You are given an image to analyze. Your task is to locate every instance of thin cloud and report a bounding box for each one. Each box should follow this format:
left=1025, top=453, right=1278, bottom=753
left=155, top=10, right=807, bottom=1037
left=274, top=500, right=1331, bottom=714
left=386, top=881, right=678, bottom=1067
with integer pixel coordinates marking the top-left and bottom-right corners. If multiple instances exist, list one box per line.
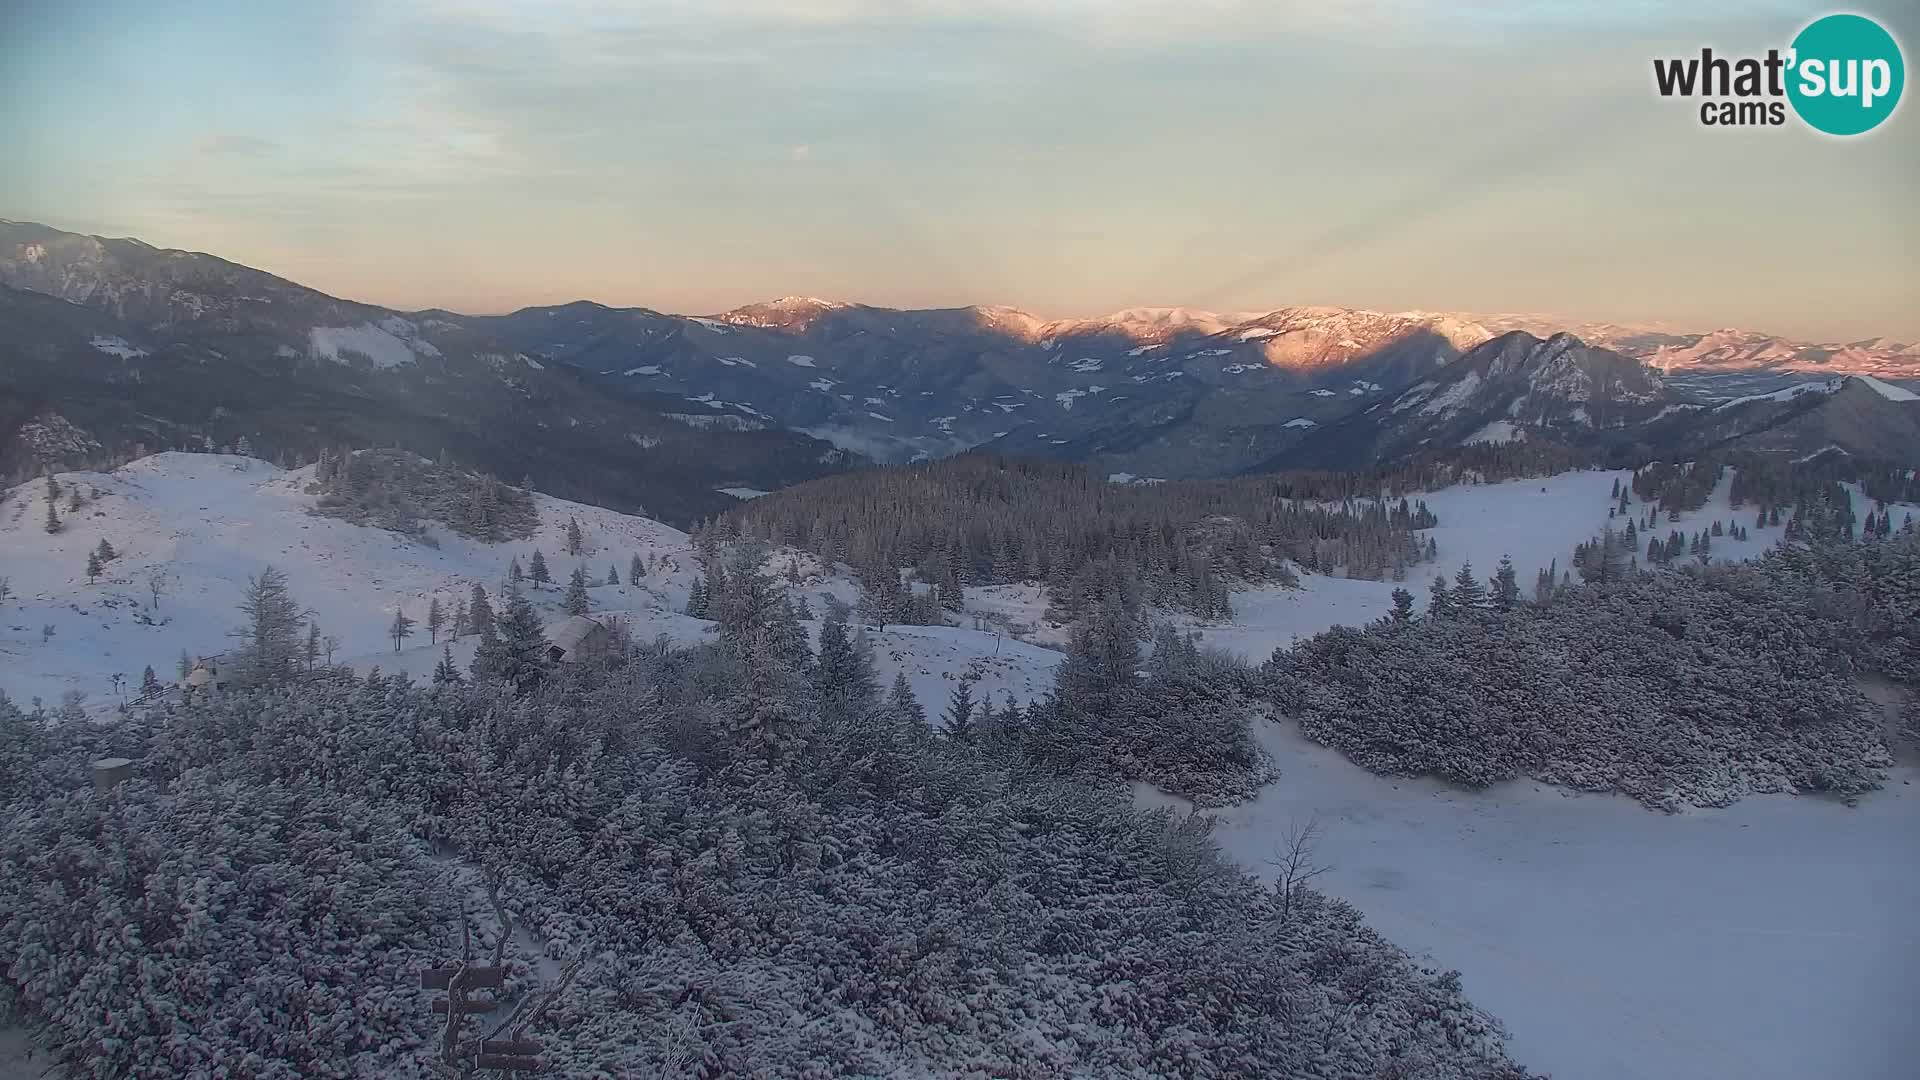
left=191, top=133, right=279, bottom=157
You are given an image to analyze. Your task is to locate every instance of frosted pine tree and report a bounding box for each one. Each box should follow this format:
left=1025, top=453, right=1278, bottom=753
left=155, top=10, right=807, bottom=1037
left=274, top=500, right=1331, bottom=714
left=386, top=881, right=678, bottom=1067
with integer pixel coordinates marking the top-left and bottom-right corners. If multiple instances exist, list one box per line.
left=234, top=566, right=305, bottom=685
left=1451, top=562, right=1488, bottom=610
left=432, top=644, right=462, bottom=685
left=1491, top=556, right=1520, bottom=611
left=565, top=567, right=591, bottom=616
left=886, top=672, right=926, bottom=727
left=469, top=584, right=496, bottom=641
left=942, top=681, right=976, bottom=742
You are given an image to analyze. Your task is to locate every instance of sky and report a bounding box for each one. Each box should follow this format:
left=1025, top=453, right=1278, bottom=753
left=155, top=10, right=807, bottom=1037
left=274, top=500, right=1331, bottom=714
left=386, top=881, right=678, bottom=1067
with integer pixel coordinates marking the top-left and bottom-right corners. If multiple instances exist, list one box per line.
left=1, top=0, right=1915, bottom=342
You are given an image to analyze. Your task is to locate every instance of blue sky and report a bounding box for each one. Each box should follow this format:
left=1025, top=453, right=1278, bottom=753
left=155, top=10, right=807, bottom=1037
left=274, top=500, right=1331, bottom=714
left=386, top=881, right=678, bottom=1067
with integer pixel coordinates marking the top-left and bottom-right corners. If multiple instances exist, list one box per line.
left=2, top=0, right=1914, bottom=340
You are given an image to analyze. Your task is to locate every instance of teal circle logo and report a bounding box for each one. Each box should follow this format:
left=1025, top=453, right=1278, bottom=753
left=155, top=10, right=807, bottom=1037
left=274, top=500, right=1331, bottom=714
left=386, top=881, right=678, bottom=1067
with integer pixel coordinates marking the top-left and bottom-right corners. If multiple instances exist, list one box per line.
left=1787, top=13, right=1904, bottom=135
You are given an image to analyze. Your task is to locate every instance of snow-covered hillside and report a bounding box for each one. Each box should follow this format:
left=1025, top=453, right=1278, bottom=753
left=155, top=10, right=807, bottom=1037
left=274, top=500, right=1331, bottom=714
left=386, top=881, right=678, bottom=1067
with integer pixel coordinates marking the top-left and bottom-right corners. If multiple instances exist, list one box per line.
left=0, top=453, right=1065, bottom=716
left=0, top=454, right=689, bottom=708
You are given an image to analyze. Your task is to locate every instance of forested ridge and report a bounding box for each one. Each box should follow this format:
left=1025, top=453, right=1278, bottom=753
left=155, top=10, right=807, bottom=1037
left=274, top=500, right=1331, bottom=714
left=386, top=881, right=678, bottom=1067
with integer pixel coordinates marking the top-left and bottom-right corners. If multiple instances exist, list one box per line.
left=718, top=456, right=1437, bottom=619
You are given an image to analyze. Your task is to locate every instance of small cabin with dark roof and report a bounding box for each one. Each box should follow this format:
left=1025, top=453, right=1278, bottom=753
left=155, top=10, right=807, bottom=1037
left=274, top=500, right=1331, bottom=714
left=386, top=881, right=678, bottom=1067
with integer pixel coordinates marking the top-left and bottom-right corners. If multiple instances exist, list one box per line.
left=545, top=615, right=609, bottom=663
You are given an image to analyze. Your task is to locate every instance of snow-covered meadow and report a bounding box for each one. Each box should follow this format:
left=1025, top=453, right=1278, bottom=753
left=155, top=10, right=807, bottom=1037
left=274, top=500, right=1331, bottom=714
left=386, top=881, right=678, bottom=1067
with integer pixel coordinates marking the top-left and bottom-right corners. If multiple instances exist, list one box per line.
left=1138, top=719, right=1920, bottom=1080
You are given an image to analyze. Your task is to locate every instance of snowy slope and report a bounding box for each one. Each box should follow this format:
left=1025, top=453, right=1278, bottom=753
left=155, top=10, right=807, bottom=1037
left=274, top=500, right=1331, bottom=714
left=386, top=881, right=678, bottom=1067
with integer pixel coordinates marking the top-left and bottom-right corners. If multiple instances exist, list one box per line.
left=862, top=623, right=1062, bottom=715
left=0, top=453, right=1063, bottom=719
left=0, top=454, right=692, bottom=708
left=1138, top=720, right=1920, bottom=1080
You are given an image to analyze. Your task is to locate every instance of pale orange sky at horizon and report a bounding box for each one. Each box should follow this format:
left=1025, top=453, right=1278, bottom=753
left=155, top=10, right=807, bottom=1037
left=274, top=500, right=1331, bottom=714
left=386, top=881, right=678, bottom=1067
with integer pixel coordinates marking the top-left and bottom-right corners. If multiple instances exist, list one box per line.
left=3, top=0, right=1915, bottom=342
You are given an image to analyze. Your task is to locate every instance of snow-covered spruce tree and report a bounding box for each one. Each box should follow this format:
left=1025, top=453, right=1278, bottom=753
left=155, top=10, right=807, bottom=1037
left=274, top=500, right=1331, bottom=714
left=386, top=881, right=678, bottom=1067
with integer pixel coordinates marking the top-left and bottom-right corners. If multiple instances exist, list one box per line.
left=468, top=583, right=496, bottom=642
left=426, top=597, right=444, bottom=644
left=812, top=604, right=877, bottom=724
left=885, top=671, right=925, bottom=727
left=390, top=606, right=416, bottom=652
left=432, top=644, right=462, bottom=686
left=565, top=566, right=591, bottom=616
left=529, top=548, right=550, bottom=586
left=940, top=680, right=976, bottom=742
left=1492, top=555, right=1521, bottom=611
left=565, top=516, right=584, bottom=556
left=1388, top=586, right=1416, bottom=624
left=1426, top=573, right=1455, bottom=618
left=488, top=585, right=551, bottom=693
left=233, top=565, right=305, bottom=686
left=1452, top=561, right=1488, bottom=611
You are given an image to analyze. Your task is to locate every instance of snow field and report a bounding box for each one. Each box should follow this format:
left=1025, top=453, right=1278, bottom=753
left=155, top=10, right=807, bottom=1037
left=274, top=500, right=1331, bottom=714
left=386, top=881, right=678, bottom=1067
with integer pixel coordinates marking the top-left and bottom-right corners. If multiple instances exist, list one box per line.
left=1138, top=719, right=1920, bottom=1080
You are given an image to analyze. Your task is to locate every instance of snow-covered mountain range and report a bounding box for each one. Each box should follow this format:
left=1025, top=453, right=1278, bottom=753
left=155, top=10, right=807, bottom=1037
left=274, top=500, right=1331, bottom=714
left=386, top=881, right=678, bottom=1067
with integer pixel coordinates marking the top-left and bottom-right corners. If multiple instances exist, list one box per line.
left=5, top=220, right=1918, bottom=505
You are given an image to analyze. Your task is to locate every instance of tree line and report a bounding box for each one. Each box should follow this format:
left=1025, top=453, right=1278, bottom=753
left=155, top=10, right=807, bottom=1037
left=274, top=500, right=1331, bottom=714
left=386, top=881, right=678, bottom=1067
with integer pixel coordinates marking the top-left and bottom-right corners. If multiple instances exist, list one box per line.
left=711, top=456, right=1436, bottom=619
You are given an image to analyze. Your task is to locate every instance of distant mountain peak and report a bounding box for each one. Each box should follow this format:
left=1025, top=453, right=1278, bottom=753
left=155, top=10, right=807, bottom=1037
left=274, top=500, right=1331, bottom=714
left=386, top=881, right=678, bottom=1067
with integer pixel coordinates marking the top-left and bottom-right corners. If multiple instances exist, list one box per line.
left=717, top=296, right=855, bottom=330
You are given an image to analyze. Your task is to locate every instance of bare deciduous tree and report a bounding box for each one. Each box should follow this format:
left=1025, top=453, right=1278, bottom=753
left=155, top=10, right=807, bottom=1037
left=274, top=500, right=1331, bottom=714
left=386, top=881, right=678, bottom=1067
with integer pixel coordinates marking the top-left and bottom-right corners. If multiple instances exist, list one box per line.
left=146, top=569, right=172, bottom=611
left=1266, top=814, right=1332, bottom=923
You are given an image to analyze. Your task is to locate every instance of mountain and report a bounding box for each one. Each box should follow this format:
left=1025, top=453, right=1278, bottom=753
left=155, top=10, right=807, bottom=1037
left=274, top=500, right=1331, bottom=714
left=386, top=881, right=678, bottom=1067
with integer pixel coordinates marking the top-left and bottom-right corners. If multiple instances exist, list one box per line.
left=5, top=219, right=1916, bottom=502
left=1473, top=314, right=1920, bottom=378
left=1278, top=331, right=1920, bottom=468
left=474, top=293, right=1918, bottom=477
left=0, top=221, right=856, bottom=523
left=1278, top=331, right=1678, bottom=466
left=1659, top=374, right=1920, bottom=461
left=478, top=299, right=1497, bottom=476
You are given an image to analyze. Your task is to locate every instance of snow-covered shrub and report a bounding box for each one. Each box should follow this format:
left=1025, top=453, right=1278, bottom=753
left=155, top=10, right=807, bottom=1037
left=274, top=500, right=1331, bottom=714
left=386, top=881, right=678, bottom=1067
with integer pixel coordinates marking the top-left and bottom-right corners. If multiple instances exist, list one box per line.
left=1, top=645, right=1530, bottom=1078
left=0, top=775, right=452, bottom=1078
left=1267, top=532, right=1915, bottom=809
